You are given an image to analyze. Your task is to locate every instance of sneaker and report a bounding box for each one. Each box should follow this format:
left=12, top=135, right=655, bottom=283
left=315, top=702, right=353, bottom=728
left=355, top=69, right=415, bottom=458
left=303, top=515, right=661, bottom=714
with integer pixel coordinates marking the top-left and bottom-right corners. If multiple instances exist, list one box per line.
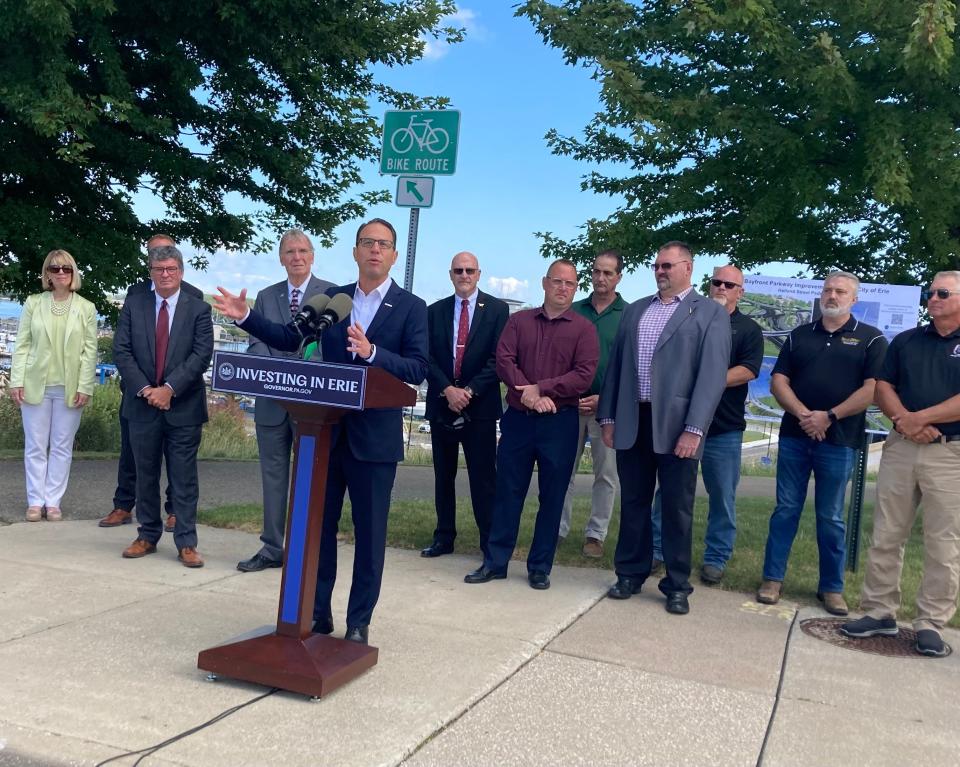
left=817, top=591, right=848, bottom=616
left=700, top=564, right=724, bottom=585
left=839, top=616, right=898, bottom=638
left=582, top=537, right=603, bottom=558
left=915, top=629, right=949, bottom=657
left=756, top=580, right=782, bottom=605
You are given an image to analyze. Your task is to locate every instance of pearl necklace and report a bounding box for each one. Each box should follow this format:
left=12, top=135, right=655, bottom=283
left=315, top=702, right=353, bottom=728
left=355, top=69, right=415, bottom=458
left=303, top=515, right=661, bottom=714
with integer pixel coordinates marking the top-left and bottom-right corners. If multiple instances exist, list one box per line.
left=51, top=297, right=72, bottom=316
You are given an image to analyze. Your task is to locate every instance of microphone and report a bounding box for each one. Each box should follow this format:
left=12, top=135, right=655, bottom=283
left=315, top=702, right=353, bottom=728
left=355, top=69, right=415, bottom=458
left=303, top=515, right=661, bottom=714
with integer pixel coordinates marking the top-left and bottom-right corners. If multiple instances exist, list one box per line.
left=291, top=294, right=330, bottom=336
left=314, top=293, right=353, bottom=332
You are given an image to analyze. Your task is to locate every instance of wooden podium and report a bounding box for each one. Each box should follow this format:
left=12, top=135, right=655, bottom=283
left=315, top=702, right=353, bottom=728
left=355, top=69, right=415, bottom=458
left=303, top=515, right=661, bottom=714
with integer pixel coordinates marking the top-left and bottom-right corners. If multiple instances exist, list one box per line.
left=198, top=361, right=415, bottom=698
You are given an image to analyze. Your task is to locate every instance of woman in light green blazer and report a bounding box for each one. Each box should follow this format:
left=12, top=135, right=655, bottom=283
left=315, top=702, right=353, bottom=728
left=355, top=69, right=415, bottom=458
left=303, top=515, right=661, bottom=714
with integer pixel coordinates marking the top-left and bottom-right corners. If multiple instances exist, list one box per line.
left=9, top=249, right=98, bottom=521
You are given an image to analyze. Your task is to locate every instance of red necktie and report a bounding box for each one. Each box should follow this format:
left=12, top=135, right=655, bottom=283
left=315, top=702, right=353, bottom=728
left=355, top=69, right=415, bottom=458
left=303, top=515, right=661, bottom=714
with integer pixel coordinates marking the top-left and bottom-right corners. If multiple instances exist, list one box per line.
left=290, top=287, right=300, bottom=318
left=454, top=298, right=469, bottom=380
left=155, top=299, right=169, bottom=385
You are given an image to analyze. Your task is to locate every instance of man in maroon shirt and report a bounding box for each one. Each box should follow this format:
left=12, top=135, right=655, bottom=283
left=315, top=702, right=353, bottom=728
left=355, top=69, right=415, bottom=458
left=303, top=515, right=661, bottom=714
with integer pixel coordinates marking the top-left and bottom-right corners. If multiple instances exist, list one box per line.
left=464, top=259, right=599, bottom=590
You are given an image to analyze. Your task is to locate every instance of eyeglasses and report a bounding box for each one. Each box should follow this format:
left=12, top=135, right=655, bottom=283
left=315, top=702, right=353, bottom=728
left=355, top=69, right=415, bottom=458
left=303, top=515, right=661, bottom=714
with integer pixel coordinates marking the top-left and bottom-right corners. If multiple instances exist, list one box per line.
left=452, top=268, right=477, bottom=275
left=652, top=260, right=690, bottom=272
left=150, top=266, right=181, bottom=275
left=923, top=288, right=960, bottom=300
left=547, top=277, right=577, bottom=290
left=47, top=265, right=74, bottom=274
left=710, top=278, right=741, bottom=289
left=357, top=237, right=395, bottom=250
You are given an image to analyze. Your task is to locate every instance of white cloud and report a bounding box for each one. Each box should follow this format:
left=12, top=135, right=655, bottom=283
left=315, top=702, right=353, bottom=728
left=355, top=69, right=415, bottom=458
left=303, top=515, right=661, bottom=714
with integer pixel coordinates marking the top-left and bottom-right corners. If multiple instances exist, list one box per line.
left=422, top=8, right=482, bottom=61
left=486, top=276, right=528, bottom=299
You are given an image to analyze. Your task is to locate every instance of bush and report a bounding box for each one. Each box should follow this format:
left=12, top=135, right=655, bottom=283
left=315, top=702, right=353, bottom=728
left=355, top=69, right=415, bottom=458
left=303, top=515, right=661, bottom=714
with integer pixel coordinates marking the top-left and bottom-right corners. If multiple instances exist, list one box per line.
left=75, top=379, right=122, bottom=452
left=199, top=398, right=259, bottom=459
left=0, top=396, right=25, bottom=450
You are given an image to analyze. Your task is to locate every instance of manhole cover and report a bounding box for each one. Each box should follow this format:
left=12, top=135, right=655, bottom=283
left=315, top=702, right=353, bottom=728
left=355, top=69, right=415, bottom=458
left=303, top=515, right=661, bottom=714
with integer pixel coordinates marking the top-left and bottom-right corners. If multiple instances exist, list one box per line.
left=799, top=617, right=953, bottom=658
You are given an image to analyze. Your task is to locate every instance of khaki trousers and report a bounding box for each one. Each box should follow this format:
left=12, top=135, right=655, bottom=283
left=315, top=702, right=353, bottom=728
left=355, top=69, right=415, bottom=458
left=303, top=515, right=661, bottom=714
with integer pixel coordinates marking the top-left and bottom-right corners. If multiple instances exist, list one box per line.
left=861, top=431, right=960, bottom=632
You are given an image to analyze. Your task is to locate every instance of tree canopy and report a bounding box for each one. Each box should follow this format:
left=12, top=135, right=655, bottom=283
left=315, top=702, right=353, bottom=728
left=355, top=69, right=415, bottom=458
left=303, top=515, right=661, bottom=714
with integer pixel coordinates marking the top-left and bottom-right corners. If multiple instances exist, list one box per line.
left=0, top=0, right=460, bottom=312
left=518, top=0, right=960, bottom=285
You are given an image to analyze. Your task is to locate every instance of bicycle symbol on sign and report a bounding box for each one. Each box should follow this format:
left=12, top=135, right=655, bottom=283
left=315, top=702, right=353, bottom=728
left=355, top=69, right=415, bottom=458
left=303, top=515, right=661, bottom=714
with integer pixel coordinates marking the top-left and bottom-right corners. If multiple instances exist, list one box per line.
left=390, top=116, right=451, bottom=155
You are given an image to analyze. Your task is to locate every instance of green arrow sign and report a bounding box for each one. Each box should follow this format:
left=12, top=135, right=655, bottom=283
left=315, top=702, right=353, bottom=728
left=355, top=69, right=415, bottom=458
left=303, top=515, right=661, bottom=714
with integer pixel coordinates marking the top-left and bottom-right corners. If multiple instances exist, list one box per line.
left=406, top=180, right=424, bottom=203
left=381, top=110, right=460, bottom=176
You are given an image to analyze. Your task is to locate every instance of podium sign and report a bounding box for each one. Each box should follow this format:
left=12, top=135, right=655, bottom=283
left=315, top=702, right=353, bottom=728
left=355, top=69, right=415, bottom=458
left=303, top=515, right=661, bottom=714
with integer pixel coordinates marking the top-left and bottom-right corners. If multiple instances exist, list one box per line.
left=212, top=351, right=366, bottom=409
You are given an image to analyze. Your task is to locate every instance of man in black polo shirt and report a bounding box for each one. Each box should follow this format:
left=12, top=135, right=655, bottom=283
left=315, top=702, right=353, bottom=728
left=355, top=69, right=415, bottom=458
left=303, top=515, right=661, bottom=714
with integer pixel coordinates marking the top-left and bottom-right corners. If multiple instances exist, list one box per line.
left=757, top=272, right=887, bottom=615
left=841, top=270, right=960, bottom=657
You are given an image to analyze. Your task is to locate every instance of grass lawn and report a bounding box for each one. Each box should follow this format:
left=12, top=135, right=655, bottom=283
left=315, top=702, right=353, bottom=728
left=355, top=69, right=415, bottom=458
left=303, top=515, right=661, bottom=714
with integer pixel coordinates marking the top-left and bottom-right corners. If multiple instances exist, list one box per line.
left=199, top=493, right=954, bottom=628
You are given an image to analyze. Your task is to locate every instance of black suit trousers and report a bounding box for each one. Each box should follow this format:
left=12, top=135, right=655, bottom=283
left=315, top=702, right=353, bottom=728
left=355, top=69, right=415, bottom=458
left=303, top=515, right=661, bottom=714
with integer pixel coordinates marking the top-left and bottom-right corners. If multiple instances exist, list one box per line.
left=129, top=418, right=202, bottom=549
left=614, top=404, right=698, bottom=595
left=114, top=410, right=173, bottom=515
left=429, top=418, right=497, bottom=557
left=313, top=430, right=397, bottom=628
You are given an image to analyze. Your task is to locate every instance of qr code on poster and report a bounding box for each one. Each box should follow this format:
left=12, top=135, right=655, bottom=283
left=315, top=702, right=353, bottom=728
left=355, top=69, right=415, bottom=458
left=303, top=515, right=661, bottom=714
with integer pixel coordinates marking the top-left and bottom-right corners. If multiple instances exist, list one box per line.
left=890, top=313, right=903, bottom=325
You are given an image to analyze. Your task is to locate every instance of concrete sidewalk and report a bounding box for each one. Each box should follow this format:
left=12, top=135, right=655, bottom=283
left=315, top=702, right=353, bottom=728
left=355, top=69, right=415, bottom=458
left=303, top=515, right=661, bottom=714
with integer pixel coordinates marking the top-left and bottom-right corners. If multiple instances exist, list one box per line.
left=2, top=521, right=958, bottom=766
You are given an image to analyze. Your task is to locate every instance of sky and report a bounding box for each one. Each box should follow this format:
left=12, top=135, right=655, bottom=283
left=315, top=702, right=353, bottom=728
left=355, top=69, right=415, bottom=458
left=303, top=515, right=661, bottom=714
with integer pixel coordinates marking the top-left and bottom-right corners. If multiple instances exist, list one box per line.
left=171, top=3, right=797, bottom=307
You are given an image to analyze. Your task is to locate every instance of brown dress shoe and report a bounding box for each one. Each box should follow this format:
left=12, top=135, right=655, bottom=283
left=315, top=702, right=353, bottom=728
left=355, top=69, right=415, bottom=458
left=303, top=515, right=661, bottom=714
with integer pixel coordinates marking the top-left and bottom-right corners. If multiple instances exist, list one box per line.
left=582, top=537, right=604, bottom=558
left=165, top=515, right=177, bottom=533
left=756, top=580, right=782, bottom=604
left=100, top=508, right=133, bottom=527
left=123, top=539, right=157, bottom=558
left=178, top=547, right=204, bottom=568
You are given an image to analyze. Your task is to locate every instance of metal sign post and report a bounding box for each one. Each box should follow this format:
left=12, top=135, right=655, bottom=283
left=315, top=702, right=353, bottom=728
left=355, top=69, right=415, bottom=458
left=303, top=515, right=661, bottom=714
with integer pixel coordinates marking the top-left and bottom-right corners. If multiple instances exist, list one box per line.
left=403, top=207, right=420, bottom=293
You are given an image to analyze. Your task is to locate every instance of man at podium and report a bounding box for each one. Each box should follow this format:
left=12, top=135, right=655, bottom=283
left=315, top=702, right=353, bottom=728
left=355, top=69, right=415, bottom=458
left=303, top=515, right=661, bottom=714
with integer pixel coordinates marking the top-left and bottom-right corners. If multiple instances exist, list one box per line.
left=215, top=218, right=428, bottom=645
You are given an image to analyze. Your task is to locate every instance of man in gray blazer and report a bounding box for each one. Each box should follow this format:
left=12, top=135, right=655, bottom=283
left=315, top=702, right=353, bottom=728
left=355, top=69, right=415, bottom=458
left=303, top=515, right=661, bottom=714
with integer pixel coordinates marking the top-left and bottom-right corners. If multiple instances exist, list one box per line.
left=598, top=241, right=730, bottom=614
left=236, top=230, right=334, bottom=572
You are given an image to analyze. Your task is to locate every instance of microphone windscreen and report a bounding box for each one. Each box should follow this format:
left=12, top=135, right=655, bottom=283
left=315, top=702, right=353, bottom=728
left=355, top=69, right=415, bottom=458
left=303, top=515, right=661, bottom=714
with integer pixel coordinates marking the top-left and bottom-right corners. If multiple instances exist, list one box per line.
left=303, top=293, right=330, bottom=314
left=326, top=293, right=353, bottom=322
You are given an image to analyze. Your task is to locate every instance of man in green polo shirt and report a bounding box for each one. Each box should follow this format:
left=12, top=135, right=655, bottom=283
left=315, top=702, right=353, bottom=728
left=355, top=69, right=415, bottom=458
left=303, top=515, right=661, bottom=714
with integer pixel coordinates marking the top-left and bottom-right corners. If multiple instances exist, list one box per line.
left=559, top=249, right=627, bottom=558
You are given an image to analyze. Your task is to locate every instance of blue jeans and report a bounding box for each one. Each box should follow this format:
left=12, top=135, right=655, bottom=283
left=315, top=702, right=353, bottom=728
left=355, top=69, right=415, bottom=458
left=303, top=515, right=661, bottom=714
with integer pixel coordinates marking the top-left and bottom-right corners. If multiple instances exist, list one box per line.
left=651, top=430, right=743, bottom=568
left=762, top=436, right=855, bottom=592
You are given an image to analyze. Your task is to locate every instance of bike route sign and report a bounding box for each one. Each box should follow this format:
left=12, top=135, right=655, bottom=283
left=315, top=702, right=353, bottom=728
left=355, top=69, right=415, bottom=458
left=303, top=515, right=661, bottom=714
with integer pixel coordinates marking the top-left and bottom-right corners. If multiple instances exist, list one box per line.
left=380, top=110, right=460, bottom=176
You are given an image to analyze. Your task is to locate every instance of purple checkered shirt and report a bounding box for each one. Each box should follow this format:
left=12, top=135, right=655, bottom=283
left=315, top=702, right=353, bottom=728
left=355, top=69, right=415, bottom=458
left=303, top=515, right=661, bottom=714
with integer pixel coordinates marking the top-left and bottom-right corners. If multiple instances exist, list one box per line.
left=636, top=287, right=692, bottom=400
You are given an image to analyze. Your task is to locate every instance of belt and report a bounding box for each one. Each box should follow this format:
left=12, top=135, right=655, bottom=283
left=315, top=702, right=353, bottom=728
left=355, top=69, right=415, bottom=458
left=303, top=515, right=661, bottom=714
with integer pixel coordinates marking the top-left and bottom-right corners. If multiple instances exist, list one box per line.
left=930, top=434, right=960, bottom=443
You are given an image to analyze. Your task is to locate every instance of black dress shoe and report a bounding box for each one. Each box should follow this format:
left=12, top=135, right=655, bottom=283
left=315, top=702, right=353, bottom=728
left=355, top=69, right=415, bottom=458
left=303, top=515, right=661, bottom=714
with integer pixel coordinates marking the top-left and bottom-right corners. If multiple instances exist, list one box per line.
left=420, top=542, right=455, bottom=558
left=528, top=571, right=550, bottom=590
left=607, top=576, right=643, bottom=600
left=665, top=592, right=690, bottom=615
left=312, top=616, right=334, bottom=635
left=464, top=565, right=507, bottom=584
left=236, top=553, right=282, bottom=573
left=344, top=625, right=369, bottom=644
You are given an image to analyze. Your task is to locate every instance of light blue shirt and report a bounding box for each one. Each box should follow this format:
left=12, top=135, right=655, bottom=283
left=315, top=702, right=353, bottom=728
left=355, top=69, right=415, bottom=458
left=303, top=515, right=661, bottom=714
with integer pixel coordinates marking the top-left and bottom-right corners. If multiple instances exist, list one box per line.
left=351, top=277, right=393, bottom=362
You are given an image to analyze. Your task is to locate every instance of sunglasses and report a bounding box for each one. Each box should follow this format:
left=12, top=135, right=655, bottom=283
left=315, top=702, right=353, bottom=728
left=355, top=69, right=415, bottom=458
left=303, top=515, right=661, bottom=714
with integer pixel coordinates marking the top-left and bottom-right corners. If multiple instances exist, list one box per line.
left=652, top=260, right=690, bottom=272
left=47, top=265, right=74, bottom=274
left=452, top=268, right=477, bottom=275
left=710, top=278, right=740, bottom=289
left=923, top=288, right=960, bottom=301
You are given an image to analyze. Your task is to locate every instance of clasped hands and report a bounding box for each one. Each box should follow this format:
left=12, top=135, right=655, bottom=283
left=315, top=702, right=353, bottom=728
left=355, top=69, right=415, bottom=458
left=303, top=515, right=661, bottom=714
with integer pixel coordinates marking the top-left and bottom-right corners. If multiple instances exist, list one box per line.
left=444, top=385, right=472, bottom=413
left=515, top=383, right=556, bottom=413
left=892, top=411, right=941, bottom=444
left=142, top=386, right=173, bottom=411
left=797, top=409, right=831, bottom=441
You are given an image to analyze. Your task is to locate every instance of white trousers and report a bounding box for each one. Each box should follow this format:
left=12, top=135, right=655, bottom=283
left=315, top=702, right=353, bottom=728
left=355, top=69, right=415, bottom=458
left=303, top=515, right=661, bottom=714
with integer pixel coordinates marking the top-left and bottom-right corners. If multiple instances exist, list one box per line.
left=20, top=386, right=84, bottom=508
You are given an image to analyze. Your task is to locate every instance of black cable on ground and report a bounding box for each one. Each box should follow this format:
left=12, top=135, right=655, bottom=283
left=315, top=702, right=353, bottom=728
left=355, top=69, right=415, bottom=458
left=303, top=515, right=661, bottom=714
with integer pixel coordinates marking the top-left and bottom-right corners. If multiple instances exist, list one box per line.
left=94, top=687, right=279, bottom=767
left=756, top=609, right=799, bottom=767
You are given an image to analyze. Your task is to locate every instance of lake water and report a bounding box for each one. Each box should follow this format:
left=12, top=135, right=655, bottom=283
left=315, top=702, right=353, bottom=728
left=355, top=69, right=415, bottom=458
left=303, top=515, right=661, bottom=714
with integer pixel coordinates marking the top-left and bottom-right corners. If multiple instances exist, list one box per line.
left=0, top=299, right=22, bottom=320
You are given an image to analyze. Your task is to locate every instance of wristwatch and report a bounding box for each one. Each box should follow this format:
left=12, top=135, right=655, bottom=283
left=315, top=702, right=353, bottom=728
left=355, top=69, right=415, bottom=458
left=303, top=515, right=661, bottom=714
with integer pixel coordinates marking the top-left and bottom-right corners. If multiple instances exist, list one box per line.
left=827, top=409, right=838, bottom=424
left=464, top=386, right=474, bottom=397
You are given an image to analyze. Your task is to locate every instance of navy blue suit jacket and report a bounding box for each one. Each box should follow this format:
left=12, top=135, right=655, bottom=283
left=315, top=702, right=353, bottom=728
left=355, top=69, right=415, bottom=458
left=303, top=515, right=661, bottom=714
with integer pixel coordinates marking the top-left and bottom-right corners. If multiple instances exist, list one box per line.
left=240, top=279, right=428, bottom=463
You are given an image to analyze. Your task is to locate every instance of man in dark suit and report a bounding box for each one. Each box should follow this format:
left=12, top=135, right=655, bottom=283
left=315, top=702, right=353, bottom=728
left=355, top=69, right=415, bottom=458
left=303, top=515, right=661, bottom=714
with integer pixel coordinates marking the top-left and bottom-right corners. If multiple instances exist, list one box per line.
left=99, top=234, right=203, bottom=531
left=114, top=245, right=214, bottom=567
left=214, top=218, right=428, bottom=645
left=421, top=252, right=508, bottom=560
left=599, top=241, right=730, bottom=615
left=236, top=230, right=334, bottom=573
